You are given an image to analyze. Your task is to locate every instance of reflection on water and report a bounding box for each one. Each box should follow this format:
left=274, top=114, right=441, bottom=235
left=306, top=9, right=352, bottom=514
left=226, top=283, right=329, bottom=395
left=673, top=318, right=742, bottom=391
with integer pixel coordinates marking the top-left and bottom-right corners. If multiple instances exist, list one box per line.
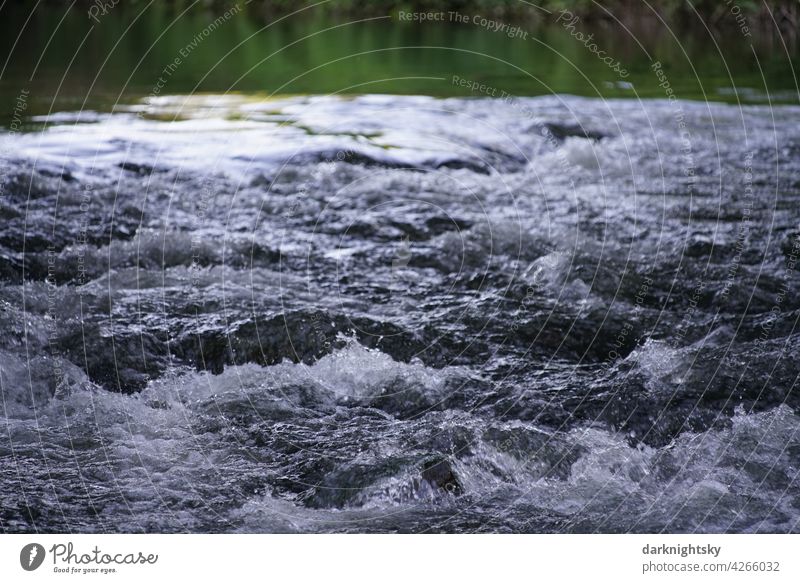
left=0, top=1, right=797, bottom=125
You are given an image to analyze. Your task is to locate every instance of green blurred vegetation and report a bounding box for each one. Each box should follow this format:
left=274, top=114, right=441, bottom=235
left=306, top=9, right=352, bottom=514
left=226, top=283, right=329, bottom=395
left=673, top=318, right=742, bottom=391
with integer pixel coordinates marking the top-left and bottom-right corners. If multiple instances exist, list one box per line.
left=199, top=0, right=793, bottom=22
left=1, top=0, right=796, bottom=125
left=52, top=0, right=799, bottom=21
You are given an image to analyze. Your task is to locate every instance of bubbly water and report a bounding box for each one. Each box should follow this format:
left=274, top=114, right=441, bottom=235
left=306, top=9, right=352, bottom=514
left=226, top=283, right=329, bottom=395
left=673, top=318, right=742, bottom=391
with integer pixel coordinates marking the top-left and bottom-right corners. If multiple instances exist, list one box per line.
left=1, top=94, right=799, bottom=532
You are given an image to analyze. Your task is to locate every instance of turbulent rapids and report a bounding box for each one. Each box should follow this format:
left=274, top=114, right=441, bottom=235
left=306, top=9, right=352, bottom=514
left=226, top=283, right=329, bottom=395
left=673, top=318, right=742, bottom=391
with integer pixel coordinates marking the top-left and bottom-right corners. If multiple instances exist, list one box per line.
left=1, top=94, right=799, bottom=533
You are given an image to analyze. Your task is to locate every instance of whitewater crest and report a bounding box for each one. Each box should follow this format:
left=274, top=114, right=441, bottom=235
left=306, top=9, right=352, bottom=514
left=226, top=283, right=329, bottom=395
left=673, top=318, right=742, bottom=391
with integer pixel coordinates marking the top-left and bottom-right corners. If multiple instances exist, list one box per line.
left=2, top=94, right=799, bottom=533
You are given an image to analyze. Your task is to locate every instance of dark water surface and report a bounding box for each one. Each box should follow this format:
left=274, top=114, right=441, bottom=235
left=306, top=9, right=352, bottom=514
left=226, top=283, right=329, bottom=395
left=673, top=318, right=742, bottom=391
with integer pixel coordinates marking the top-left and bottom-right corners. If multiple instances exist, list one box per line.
left=1, top=3, right=799, bottom=533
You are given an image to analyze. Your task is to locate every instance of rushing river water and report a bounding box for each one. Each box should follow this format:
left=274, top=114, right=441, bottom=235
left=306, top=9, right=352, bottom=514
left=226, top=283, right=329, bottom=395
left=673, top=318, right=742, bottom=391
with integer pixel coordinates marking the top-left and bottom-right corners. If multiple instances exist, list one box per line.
left=1, top=4, right=800, bottom=534
left=2, top=93, right=799, bottom=533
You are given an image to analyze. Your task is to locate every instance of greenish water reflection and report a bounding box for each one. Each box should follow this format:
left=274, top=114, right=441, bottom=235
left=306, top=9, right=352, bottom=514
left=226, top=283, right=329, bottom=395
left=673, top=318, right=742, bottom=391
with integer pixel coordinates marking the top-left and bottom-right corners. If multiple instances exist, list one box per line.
left=0, top=1, right=797, bottom=124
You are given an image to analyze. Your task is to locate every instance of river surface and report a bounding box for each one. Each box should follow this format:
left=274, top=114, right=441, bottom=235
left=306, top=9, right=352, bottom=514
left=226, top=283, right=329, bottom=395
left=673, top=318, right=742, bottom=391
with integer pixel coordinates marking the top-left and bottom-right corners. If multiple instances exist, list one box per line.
left=1, top=4, right=800, bottom=534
